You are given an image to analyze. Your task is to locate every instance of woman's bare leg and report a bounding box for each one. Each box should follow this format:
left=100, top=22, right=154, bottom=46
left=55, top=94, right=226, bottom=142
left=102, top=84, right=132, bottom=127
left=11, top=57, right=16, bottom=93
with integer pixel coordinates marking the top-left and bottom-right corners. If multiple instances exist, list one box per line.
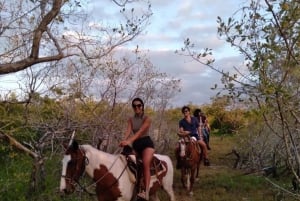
left=142, top=147, right=155, bottom=199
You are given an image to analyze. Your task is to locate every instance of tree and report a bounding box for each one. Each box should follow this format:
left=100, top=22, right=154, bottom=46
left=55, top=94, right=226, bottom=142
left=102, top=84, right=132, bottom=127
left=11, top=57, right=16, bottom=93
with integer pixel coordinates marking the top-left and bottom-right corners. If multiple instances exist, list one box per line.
left=0, top=0, right=151, bottom=74
left=0, top=0, right=153, bottom=195
left=179, top=0, right=300, bottom=193
left=206, top=96, right=247, bottom=135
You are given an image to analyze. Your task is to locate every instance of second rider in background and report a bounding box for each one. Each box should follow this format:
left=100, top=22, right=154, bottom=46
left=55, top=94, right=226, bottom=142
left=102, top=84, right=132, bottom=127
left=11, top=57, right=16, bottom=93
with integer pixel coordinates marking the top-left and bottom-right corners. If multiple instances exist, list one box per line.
left=177, top=106, right=210, bottom=167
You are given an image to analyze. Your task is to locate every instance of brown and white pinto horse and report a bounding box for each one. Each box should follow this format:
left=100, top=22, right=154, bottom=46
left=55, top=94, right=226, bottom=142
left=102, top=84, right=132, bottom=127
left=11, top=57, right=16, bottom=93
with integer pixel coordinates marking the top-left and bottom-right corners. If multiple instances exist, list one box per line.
left=60, top=139, right=175, bottom=201
left=178, top=136, right=201, bottom=196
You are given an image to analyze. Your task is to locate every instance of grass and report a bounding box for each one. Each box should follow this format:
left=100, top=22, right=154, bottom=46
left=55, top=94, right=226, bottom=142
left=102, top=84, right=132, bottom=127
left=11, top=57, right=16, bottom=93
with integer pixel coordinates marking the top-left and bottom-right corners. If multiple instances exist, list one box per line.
left=1, top=134, right=298, bottom=201
left=170, top=134, right=297, bottom=201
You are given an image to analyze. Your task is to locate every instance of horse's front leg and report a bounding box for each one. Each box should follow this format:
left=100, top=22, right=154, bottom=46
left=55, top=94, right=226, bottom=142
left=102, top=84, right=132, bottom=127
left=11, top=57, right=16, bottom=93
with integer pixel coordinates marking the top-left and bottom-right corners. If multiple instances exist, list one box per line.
left=188, top=168, right=196, bottom=196
left=180, top=168, right=187, bottom=189
left=196, top=160, right=200, bottom=179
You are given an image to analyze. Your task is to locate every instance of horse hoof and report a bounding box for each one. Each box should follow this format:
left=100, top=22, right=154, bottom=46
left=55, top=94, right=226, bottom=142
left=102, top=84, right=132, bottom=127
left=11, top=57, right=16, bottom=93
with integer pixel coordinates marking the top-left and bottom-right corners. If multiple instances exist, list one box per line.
left=189, top=191, right=193, bottom=196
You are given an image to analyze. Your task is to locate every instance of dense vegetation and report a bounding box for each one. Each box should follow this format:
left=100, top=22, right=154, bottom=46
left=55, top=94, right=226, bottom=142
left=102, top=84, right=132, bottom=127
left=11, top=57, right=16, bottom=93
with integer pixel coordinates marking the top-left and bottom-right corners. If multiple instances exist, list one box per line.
left=0, top=96, right=299, bottom=200
left=1, top=0, right=300, bottom=200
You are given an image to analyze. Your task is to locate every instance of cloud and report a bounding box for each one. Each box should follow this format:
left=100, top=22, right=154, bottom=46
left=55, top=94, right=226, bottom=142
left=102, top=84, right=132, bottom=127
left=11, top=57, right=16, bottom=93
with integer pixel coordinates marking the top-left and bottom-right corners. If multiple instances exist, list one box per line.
left=120, top=1, right=249, bottom=107
left=147, top=48, right=244, bottom=107
left=1, top=0, right=248, bottom=108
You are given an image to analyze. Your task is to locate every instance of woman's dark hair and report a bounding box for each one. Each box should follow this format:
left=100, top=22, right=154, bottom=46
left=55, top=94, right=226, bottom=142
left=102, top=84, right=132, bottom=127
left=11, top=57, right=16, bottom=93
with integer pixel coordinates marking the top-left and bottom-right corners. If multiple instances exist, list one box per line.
left=181, top=105, right=190, bottom=113
left=132, top=97, right=144, bottom=111
left=193, top=108, right=202, bottom=117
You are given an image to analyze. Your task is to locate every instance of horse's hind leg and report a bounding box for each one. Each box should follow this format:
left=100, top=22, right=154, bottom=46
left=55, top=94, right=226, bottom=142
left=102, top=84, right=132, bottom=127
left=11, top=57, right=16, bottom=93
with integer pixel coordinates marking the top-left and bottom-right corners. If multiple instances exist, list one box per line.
left=162, top=187, right=175, bottom=201
left=161, top=175, right=176, bottom=201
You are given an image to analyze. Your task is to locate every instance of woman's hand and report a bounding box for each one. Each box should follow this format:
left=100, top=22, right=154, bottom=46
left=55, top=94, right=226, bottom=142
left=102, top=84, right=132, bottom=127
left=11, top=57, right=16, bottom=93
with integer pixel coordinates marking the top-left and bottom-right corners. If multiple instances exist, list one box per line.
left=119, top=140, right=130, bottom=147
left=177, top=131, right=190, bottom=137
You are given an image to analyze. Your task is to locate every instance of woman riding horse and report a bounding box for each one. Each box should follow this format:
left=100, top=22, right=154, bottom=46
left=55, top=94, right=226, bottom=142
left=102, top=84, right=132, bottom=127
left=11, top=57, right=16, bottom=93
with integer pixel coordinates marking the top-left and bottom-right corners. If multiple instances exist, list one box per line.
left=60, top=137, right=176, bottom=201
left=119, top=97, right=155, bottom=200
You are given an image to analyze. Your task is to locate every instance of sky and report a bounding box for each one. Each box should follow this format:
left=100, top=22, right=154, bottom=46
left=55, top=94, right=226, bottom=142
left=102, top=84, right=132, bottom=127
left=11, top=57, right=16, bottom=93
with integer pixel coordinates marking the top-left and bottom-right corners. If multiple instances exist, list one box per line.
left=97, top=0, right=248, bottom=107
left=0, top=0, right=249, bottom=108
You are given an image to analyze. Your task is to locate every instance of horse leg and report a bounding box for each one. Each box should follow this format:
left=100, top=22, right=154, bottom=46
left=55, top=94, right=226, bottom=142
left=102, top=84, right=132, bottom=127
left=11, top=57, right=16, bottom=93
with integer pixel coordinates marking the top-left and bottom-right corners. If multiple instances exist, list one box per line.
left=196, top=161, right=199, bottom=178
left=181, top=168, right=187, bottom=189
left=161, top=177, right=176, bottom=201
left=164, top=189, right=176, bottom=201
left=196, top=152, right=201, bottom=178
left=186, top=170, right=191, bottom=192
left=189, top=168, right=196, bottom=196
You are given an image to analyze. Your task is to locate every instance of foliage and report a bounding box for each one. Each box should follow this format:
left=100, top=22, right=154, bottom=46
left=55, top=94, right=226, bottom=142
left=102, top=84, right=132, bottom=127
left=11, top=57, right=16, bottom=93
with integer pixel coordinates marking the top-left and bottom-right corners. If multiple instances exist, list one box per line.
left=1, top=134, right=294, bottom=201
left=205, top=96, right=248, bottom=135
left=0, top=0, right=180, bottom=195
left=178, top=0, right=300, bottom=195
left=0, top=153, right=31, bottom=201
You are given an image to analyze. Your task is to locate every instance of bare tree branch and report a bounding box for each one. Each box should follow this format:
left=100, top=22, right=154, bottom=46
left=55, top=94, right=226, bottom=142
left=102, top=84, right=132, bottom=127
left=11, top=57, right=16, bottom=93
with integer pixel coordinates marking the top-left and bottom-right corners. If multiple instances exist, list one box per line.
left=0, top=131, right=39, bottom=158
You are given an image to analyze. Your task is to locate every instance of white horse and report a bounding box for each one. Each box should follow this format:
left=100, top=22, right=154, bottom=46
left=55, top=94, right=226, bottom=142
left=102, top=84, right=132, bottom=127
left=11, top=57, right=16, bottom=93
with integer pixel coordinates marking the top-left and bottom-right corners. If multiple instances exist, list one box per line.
left=60, top=139, right=176, bottom=201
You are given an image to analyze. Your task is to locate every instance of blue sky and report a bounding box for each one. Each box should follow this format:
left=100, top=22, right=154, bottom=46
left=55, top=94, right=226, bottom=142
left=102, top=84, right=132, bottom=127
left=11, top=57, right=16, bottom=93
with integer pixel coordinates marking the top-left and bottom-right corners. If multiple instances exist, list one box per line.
left=107, top=0, right=247, bottom=107
left=0, top=0, right=248, bottom=107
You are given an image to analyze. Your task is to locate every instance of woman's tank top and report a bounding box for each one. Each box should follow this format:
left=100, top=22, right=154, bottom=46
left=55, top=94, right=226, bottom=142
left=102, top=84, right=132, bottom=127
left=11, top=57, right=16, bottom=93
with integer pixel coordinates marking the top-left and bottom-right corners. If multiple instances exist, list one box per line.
left=131, top=115, right=149, bottom=138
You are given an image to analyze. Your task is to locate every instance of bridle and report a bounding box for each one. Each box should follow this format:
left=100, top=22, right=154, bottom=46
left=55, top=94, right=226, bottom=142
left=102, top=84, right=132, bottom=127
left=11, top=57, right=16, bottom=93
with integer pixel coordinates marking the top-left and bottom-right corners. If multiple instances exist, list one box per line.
left=180, top=137, right=194, bottom=161
left=62, top=146, right=129, bottom=196
left=61, top=147, right=95, bottom=195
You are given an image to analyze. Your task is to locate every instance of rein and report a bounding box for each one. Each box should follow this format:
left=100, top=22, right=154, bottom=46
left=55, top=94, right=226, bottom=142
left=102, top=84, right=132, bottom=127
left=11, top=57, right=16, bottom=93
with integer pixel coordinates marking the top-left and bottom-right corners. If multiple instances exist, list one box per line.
left=70, top=147, right=129, bottom=196
left=181, top=138, right=198, bottom=162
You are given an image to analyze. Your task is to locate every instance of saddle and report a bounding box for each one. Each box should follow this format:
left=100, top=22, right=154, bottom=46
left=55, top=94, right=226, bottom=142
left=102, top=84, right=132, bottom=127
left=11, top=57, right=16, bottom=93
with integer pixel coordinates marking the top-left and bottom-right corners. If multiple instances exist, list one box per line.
left=121, top=146, right=166, bottom=189
left=178, top=136, right=201, bottom=155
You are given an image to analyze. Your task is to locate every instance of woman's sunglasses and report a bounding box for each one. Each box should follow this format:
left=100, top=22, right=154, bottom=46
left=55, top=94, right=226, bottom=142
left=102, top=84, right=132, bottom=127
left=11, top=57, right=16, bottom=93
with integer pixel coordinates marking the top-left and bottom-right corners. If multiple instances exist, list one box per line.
left=132, top=104, right=143, bottom=108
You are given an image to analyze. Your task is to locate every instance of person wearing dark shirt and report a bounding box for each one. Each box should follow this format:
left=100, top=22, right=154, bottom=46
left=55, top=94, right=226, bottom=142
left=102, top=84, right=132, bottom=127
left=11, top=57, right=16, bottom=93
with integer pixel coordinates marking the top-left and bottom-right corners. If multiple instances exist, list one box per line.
left=177, top=106, right=210, bottom=166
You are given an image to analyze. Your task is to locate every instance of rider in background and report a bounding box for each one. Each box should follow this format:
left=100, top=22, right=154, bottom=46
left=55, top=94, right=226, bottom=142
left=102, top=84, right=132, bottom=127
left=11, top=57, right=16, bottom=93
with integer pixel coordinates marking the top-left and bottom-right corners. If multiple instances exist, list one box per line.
left=176, top=106, right=210, bottom=167
left=119, top=97, right=154, bottom=201
left=193, top=108, right=211, bottom=150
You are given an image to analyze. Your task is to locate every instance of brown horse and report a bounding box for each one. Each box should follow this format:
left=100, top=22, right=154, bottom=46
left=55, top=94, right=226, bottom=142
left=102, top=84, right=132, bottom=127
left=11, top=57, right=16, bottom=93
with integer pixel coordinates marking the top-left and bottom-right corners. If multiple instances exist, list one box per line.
left=60, top=138, right=176, bottom=201
left=177, top=135, right=201, bottom=196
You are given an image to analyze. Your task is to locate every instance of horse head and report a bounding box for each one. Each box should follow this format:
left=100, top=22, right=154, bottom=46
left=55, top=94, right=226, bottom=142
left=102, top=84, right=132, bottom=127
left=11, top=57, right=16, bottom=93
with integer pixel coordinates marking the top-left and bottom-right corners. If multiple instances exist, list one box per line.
left=60, top=140, right=87, bottom=194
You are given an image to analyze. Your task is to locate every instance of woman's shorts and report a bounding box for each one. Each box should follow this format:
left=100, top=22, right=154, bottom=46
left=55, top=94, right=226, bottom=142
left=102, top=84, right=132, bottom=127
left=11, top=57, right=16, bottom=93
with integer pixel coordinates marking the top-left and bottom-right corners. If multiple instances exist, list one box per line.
left=132, top=136, right=154, bottom=155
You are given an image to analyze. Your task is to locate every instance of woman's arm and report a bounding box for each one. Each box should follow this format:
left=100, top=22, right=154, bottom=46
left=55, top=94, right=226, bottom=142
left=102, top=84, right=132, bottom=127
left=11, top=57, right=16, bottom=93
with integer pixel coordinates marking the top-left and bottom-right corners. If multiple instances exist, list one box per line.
left=177, top=127, right=190, bottom=137
left=123, top=118, right=132, bottom=139
left=119, top=118, right=133, bottom=147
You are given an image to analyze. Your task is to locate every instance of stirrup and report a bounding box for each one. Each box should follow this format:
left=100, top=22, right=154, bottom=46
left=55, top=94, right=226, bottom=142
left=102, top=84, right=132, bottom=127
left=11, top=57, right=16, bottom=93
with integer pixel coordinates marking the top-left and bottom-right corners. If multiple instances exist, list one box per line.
left=137, top=191, right=149, bottom=200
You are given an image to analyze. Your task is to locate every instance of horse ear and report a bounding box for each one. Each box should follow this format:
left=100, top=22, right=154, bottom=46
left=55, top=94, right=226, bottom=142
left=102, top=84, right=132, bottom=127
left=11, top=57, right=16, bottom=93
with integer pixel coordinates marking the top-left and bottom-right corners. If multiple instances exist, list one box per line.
left=63, top=142, right=68, bottom=150
left=68, top=130, right=76, bottom=146
left=71, top=140, right=79, bottom=150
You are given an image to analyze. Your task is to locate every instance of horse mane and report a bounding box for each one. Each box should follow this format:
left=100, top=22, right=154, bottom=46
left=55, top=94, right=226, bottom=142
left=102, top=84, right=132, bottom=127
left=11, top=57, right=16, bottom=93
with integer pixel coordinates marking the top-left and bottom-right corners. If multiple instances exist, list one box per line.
left=80, top=144, right=118, bottom=159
